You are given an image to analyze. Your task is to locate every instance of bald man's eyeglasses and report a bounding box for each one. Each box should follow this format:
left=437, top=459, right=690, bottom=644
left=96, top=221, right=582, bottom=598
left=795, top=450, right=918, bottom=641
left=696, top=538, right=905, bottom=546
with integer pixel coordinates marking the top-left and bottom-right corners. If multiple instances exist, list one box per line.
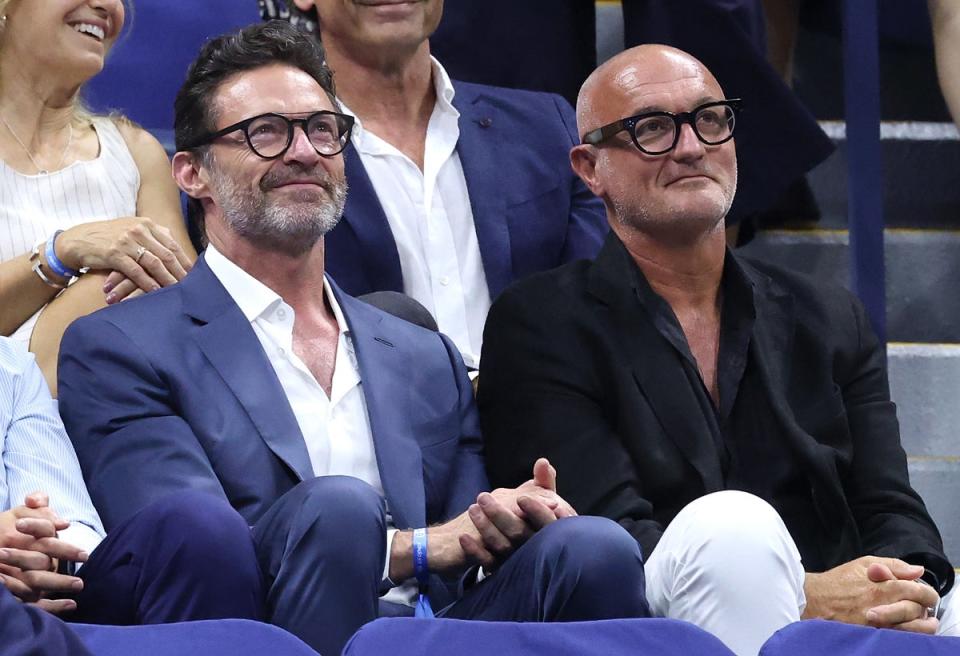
left=581, top=99, right=741, bottom=155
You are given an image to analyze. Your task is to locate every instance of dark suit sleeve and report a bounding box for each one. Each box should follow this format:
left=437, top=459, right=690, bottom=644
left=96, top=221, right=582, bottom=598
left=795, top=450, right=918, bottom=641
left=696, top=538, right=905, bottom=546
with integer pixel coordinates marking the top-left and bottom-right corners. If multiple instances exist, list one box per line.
left=838, top=296, right=955, bottom=594
left=551, top=93, right=608, bottom=263
left=58, top=316, right=227, bottom=532
left=479, top=285, right=665, bottom=557
left=438, top=333, right=489, bottom=520
left=0, top=584, right=93, bottom=656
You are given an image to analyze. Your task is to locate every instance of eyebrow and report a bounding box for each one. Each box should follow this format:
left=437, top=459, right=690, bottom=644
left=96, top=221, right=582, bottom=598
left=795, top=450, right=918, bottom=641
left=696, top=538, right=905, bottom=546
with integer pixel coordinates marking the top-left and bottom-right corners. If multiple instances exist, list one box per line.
left=630, top=96, right=721, bottom=115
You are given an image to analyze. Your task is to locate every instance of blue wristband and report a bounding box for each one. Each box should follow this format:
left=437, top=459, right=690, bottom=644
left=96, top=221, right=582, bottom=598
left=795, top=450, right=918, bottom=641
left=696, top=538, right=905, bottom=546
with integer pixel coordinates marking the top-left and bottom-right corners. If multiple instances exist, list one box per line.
left=45, top=230, right=80, bottom=279
left=412, top=528, right=434, bottom=618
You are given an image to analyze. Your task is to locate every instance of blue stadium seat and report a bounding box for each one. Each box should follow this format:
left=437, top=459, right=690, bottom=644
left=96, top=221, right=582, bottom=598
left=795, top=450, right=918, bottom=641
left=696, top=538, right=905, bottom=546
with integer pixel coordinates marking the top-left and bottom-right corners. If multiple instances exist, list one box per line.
left=760, top=620, right=960, bottom=655
left=72, top=618, right=317, bottom=656
left=342, top=617, right=737, bottom=656
left=83, top=0, right=261, bottom=148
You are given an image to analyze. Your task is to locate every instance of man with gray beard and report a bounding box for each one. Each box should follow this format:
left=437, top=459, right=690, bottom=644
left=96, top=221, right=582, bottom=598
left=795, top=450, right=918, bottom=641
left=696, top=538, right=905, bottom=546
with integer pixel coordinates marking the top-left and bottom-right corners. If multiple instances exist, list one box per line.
left=479, top=44, right=957, bottom=655
left=56, top=22, right=651, bottom=656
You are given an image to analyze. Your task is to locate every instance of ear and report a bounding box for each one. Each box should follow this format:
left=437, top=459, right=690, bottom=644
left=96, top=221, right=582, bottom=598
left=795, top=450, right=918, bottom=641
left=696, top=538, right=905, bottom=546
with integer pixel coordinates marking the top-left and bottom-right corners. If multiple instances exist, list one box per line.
left=570, top=144, right=605, bottom=197
left=172, top=151, right=211, bottom=203
left=292, top=0, right=315, bottom=12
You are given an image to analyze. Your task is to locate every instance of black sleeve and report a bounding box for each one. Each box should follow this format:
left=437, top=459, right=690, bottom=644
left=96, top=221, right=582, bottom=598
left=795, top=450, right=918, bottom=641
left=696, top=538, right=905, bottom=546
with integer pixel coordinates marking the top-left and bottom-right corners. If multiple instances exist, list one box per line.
left=478, top=284, right=666, bottom=558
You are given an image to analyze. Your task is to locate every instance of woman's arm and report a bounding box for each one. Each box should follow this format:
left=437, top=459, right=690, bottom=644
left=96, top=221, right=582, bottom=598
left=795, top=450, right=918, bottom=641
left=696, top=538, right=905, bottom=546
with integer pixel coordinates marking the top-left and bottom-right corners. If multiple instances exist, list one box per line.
left=30, top=121, right=197, bottom=396
left=0, top=254, right=66, bottom=337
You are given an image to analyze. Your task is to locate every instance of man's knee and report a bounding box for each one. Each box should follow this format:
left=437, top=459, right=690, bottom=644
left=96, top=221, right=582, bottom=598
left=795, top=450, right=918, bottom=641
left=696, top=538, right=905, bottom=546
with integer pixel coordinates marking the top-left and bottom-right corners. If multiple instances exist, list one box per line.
left=526, top=516, right=649, bottom=618
left=286, top=476, right=386, bottom=546
left=535, top=516, right=645, bottom=586
left=136, top=491, right=254, bottom=562
left=659, top=491, right=802, bottom=591
left=295, top=475, right=384, bottom=521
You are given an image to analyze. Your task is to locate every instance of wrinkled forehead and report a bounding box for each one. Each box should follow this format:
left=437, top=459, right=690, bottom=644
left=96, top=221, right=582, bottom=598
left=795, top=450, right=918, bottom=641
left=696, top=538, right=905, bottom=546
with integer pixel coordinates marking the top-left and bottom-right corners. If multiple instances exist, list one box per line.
left=211, top=65, right=336, bottom=127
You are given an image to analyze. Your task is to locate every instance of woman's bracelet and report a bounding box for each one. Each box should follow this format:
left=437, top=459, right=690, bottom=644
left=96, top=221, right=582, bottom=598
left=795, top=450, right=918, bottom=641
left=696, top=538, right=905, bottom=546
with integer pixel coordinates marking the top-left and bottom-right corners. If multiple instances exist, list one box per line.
left=29, top=240, right=67, bottom=289
left=44, top=230, right=81, bottom=279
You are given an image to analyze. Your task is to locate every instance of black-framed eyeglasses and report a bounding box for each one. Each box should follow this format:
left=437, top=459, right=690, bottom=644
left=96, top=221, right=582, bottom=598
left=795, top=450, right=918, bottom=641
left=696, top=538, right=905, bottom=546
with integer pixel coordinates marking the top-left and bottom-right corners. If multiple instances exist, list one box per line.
left=581, top=99, right=741, bottom=155
left=184, top=111, right=355, bottom=159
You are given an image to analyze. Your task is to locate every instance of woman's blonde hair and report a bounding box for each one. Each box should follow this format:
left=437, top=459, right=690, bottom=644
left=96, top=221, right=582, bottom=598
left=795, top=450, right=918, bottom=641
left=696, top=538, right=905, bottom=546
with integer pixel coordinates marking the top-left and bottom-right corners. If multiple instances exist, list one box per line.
left=0, top=0, right=133, bottom=127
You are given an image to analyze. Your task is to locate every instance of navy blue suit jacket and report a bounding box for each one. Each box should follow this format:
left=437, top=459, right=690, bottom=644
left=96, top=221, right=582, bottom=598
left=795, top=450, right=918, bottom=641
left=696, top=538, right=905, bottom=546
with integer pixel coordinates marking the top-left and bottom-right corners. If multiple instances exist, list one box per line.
left=58, top=256, right=488, bottom=536
left=325, top=80, right=607, bottom=300
left=0, top=586, right=93, bottom=656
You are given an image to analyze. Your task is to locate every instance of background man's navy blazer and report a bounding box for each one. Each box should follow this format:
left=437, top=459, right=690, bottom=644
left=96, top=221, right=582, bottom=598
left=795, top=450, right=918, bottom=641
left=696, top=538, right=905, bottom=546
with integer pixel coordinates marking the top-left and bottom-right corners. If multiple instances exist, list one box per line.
left=57, top=256, right=488, bottom=537
left=325, top=80, right=608, bottom=300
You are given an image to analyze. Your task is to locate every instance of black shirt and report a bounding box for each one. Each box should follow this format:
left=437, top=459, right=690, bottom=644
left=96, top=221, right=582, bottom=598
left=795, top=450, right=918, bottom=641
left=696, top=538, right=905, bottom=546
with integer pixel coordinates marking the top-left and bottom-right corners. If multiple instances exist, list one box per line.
left=632, top=251, right=829, bottom=571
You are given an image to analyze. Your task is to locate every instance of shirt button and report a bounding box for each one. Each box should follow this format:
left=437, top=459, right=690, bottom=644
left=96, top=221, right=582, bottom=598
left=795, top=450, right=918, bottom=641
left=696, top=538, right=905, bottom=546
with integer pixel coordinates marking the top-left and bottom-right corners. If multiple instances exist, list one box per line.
left=277, top=308, right=287, bottom=320
left=439, top=276, right=450, bottom=286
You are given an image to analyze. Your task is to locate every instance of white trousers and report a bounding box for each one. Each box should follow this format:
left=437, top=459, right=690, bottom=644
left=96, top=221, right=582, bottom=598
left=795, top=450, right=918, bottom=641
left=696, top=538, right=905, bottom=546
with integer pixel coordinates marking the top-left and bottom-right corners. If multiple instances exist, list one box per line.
left=644, top=491, right=958, bottom=656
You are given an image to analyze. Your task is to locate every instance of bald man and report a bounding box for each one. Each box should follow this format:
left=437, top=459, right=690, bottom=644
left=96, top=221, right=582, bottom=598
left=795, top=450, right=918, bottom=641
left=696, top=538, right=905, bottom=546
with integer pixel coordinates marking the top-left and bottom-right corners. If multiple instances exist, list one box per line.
left=478, top=45, right=957, bottom=655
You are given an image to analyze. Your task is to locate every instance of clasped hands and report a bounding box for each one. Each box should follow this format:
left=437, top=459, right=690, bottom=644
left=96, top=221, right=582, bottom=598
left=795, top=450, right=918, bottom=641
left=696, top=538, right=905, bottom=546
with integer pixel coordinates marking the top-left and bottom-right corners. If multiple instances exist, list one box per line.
left=0, top=492, right=88, bottom=615
left=803, top=555, right=941, bottom=634
left=390, top=458, right=577, bottom=581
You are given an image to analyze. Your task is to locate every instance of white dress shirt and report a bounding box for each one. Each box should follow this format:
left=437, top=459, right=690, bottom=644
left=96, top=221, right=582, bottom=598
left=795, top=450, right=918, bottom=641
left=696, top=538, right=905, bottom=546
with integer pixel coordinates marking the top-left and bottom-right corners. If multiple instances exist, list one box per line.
left=205, top=245, right=414, bottom=603
left=341, top=58, right=491, bottom=368
left=0, top=338, right=104, bottom=556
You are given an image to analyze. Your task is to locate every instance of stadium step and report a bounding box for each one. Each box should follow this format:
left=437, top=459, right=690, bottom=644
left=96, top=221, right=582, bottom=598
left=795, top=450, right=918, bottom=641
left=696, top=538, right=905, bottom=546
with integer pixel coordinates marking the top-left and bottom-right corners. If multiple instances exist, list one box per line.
left=810, top=122, right=960, bottom=229
left=738, top=228, right=960, bottom=343
left=892, top=344, right=960, bottom=564
left=907, top=457, right=960, bottom=566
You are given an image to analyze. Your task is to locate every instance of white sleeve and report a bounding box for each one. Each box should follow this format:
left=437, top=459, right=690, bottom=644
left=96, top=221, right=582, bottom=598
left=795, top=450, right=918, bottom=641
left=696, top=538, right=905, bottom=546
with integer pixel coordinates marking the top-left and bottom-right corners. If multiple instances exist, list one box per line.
left=1, top=345, right=105, bottom=546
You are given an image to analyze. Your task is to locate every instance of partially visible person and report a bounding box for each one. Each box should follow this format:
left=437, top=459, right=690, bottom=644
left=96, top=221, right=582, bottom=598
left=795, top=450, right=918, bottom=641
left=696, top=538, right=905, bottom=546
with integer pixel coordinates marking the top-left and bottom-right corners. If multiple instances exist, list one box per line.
left=261, top=0, right=607, bottom=368
left=0, top=0, right=195, bottom=395
left=479, top=44, right=956, bottom=656
left=929, top=0, right=960, bottom=129
left=59, top=21, right=649, bottom=656
left=0, top=336, right=264, bottom=626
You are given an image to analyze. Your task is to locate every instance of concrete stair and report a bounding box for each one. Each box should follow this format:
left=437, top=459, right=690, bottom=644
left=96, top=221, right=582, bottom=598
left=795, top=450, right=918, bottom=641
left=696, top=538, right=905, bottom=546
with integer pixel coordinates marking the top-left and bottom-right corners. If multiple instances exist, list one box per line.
left=889, top=344, right=960, bottom=565
left=740, top=123, right=960, bottom=568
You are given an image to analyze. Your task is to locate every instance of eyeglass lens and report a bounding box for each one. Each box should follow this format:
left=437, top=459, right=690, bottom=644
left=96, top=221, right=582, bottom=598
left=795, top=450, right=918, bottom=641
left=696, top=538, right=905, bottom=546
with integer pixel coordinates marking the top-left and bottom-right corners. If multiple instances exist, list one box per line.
left=246, top=113, right=348, bottom=158
left=633, top=105, right=736, bottom=152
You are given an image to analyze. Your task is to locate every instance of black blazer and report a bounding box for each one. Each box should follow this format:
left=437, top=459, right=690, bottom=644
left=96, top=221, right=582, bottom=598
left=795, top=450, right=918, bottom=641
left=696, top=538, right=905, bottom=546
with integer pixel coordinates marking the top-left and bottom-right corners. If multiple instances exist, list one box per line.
left=479, top=233, right=953, bottom=592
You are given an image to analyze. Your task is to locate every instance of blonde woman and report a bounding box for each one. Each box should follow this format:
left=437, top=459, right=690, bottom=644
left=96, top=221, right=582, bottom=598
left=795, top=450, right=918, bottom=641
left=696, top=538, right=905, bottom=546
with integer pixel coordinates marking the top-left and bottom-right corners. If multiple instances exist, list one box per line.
left=0, top=0, right=195, bottom=395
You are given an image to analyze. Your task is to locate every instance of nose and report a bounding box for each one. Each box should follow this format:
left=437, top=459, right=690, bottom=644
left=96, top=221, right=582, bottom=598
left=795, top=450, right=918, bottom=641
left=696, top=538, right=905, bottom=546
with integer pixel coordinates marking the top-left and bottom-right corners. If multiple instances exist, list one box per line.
left=282, top=124, right=322, bottom=166
left=671, top=122, right=705, bottom=161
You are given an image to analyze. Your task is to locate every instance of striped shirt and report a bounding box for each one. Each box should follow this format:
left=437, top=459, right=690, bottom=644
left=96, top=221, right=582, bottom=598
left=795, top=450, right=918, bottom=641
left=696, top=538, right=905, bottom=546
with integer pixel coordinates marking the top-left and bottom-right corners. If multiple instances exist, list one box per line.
left=0, top=117, right=139, bottom=346
left=0, top=337, right=104, bottom=554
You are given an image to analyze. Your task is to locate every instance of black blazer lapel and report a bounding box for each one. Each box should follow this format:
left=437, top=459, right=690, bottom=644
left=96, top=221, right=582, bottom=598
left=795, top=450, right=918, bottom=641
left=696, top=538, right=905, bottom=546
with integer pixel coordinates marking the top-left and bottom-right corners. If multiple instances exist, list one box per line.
left=334, top=284, right=426, bottom=529
left=741, top=258, right=861, bottom=563
left=587, top=236, right=724, bottom=492
left=452, top=82, right=514, bottom=298
left=181, top=257, right=314, bottom=482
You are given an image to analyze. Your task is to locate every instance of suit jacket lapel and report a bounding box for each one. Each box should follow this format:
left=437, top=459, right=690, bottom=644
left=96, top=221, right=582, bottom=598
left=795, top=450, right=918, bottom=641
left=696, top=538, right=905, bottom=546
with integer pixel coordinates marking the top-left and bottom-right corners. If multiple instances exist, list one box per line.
left=342, top=144, right=405, bottom=291
left=743, top=262, right=795, bottom=399
left=182, top=257, right=314, bottom=482
left=587, top=235, right=724, bottom=492
left=334, top=284, right=426, bottom=529
left=453, top=82, right=514, bottom=298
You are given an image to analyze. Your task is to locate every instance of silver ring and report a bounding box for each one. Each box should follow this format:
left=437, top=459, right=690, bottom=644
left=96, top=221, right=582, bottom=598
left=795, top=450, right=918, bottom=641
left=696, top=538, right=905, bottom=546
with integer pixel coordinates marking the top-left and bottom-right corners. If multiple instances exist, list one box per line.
left=134, top=245, right=146, bottom=263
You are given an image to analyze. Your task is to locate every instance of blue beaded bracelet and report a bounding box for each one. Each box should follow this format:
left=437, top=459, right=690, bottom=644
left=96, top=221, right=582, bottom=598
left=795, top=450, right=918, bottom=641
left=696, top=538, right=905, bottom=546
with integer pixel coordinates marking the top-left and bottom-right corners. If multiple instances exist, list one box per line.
left=44, top=230, right=80, bottom=279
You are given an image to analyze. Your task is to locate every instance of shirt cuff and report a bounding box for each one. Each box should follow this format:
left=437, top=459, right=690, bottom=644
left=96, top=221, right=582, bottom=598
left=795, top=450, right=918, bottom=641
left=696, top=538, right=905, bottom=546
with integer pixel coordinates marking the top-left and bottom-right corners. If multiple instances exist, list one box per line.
left=383, top=528, right=399, bottom=585
left=57, top=523, right=103, bottom=568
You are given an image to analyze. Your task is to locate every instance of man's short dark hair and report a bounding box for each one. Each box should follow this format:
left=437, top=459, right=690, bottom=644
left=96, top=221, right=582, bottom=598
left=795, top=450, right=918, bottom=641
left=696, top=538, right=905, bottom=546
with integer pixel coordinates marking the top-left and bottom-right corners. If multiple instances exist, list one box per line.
left=174, top=20, right=337, bottom=247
